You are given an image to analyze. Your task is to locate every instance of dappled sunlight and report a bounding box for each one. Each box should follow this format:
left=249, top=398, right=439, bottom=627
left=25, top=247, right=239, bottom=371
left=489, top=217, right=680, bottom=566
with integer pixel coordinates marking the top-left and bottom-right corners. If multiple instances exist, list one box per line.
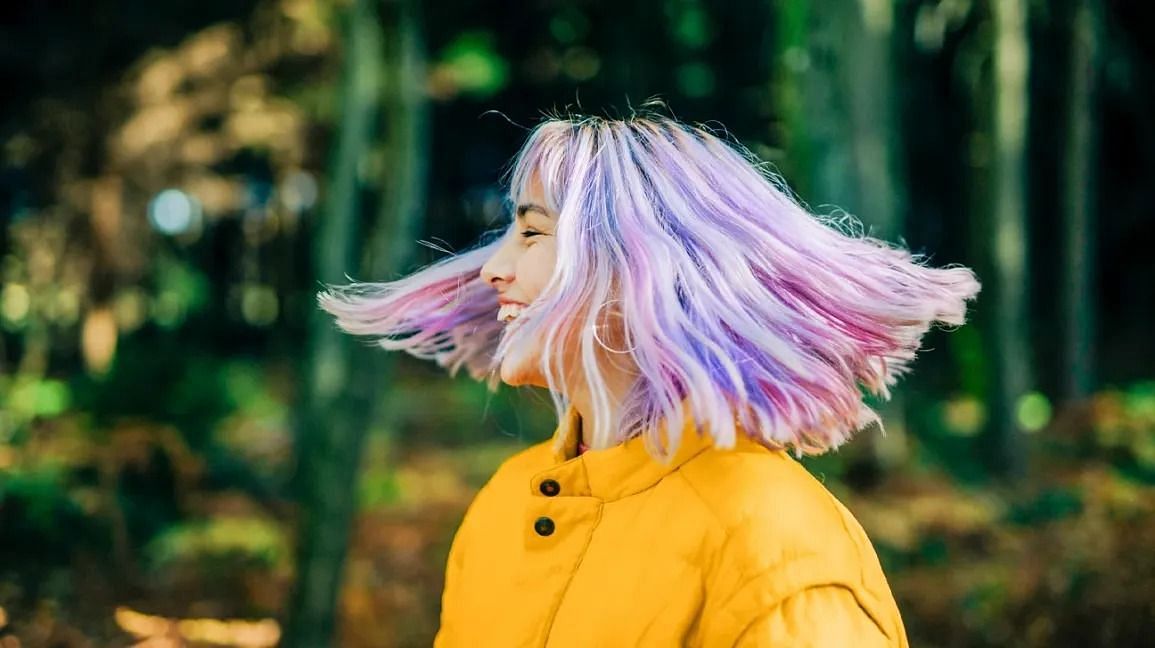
left=115, top=606, right=280, bottom=647
left=80, top=307, right=118, bottom=375
left=117, top=102, right=195, bottom=160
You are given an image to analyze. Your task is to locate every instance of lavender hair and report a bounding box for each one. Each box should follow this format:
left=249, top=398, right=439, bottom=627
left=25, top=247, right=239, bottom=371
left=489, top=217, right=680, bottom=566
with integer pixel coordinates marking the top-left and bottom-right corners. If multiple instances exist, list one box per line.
left=317, top=112, right=981, bottom=461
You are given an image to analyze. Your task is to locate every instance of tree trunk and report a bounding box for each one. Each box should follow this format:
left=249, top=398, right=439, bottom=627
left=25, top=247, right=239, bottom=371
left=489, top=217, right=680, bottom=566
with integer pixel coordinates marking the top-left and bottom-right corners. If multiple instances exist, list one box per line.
left=844, top=0, right=908, bottom=469
left=284, top=0, right=429, bottom=642
left=1061, top=0, right=1101, bottom=402
left=790, top=0, right=908, bottom=469
left=283, top=0, right=387, bottom=644
left=368, top=0, right=429, bottom=281
left=985, top=0, right=1033, bottom=479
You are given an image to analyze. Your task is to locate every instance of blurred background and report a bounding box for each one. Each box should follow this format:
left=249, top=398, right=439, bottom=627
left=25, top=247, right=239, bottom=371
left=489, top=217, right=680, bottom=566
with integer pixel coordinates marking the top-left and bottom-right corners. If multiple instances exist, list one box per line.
left=1, top=0, right=1153, bottom=646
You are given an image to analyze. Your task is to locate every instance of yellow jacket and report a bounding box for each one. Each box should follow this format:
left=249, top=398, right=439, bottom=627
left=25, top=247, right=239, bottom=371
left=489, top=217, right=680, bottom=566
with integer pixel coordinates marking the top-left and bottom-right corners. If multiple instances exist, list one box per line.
left=434, top=403, right=909, bottom=647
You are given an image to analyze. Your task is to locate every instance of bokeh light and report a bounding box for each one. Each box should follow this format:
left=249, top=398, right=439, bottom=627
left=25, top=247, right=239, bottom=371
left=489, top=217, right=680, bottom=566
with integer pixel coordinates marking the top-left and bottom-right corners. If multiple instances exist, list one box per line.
left=148, top=188, right=203, bottom=236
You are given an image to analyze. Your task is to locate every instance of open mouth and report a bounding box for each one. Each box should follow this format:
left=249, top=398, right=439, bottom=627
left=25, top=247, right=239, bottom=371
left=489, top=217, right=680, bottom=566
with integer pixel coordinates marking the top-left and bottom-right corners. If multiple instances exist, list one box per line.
left=498, top=303, right=526, bottom=323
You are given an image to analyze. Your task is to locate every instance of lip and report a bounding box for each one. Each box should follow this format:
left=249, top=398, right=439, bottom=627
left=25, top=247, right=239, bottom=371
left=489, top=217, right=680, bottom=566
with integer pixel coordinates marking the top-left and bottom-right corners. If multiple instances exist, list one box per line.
left=498, top=297, right=528, bottom=306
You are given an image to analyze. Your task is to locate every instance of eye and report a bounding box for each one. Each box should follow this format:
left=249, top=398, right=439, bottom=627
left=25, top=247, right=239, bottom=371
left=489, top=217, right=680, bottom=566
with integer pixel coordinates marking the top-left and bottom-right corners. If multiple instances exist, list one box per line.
left=520, top=229, right=543, bottom=239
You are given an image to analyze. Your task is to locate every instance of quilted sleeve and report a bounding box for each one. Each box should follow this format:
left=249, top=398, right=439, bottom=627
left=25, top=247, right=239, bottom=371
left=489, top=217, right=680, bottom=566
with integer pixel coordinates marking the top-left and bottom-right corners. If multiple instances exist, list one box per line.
left=731, top=584, right=892, bottom=647
left=699, top=554, right=907, bottom=648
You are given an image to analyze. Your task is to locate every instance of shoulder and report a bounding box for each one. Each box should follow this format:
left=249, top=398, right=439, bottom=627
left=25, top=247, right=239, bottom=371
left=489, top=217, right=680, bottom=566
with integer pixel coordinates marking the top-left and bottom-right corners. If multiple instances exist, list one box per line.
left=677, top=441, right=874, bottom=573
left=674, top=443, right=859, bottom=549
left=678, top=440, right=906, bottom=644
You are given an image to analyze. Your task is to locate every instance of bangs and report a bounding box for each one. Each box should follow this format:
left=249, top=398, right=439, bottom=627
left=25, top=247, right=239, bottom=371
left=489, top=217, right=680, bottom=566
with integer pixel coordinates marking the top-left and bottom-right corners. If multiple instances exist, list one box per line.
left=505, top=119, right=599, bottom=219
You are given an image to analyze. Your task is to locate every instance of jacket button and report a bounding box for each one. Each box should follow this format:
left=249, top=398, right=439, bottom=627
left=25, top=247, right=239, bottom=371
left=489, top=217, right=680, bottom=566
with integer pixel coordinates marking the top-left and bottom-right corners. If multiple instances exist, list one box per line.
left=539, top=479, right=560, bottom=496
left=534, top=516, right=555, bottom=537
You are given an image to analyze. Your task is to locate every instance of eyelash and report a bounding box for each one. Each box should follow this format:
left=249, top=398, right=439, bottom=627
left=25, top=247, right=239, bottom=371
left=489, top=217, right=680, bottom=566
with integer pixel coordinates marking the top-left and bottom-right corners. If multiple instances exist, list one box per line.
left=520, top=229, right=542, bottom=239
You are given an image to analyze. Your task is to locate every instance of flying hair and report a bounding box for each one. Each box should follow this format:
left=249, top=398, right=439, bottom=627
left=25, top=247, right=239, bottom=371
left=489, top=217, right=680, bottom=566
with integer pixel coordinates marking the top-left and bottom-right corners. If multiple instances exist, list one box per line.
left=317, top=105, right=981, bottom=462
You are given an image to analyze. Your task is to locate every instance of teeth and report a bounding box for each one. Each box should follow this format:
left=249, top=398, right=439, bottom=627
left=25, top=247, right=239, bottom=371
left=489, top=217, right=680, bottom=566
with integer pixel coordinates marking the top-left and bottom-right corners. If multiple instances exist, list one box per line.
left=498, top=304, right=525, bottom=322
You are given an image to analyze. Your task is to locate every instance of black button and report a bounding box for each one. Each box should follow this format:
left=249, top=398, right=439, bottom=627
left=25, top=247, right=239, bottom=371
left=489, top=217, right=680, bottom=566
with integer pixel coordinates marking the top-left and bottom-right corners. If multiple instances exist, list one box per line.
left=539, top=479, right=561, bottom=497
left=534, top=516, right=555, bottom=536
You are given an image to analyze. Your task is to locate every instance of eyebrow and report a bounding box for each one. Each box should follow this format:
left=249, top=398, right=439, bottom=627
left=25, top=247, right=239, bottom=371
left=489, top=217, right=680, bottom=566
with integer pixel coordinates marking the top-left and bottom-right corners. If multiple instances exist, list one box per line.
left=515, top=203, right=551, bottom=220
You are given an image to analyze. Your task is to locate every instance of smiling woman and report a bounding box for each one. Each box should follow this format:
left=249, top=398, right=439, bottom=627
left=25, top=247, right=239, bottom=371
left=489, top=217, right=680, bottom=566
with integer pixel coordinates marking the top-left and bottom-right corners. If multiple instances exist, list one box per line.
left=488, top=201, right=556, bottom=330
left=316, top=108, right=979, bottom=646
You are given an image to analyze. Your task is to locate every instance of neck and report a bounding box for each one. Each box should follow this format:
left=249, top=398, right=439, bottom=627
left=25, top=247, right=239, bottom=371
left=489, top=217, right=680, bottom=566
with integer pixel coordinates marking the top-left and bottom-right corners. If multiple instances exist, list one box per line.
left=567, top=366, right=638, bottom=450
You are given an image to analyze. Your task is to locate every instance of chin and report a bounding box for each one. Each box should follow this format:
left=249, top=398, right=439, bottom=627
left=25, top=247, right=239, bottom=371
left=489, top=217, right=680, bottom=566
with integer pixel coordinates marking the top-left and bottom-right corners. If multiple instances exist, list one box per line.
left=500, top=353, right=547, bottom=388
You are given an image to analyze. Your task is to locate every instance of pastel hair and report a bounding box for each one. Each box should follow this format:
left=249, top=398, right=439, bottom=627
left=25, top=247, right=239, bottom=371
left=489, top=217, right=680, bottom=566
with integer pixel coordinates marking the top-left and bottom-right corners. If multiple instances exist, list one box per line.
left=318, top=111, right=980, bottom=461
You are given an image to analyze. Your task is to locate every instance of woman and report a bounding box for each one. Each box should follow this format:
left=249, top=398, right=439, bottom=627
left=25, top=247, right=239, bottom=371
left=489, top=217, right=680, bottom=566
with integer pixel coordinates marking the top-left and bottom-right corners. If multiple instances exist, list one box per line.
left=319, top=111, right=980, bottom=646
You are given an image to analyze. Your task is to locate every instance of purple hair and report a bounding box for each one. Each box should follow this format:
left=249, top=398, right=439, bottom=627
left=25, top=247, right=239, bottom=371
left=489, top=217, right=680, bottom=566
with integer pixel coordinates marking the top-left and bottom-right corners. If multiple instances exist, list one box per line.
left=318, top=113, right=980, bottom=461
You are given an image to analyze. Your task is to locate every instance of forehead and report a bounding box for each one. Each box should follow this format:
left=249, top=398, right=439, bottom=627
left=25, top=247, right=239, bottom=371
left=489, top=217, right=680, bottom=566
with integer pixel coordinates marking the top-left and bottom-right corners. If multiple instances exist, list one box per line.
left=508, top=125, right=575, bottom=218
left=515, top=171, right=547, bottom=203
left=510, top=170, right=555, bottom=221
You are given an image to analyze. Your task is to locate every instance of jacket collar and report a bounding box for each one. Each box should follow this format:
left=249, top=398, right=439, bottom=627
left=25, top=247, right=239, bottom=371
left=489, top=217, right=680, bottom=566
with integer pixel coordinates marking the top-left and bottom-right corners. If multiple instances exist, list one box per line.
left=533, top=398, right=758, bottom=502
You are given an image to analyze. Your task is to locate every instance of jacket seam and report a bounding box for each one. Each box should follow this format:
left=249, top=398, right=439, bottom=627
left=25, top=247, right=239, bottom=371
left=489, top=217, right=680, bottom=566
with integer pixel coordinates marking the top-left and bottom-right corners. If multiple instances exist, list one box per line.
left=817, top=487, right=898, bottom=643
left=730, top=581, right=890, bottom=645
left=674, top=468, right=729, bottom=534
left=671, top=468, right=733, bottom=646
left=540, top=499, right=605, bottom=647
left=717, top=554, right=894, bottom=645
left=822, top=488, right=877, bottom=589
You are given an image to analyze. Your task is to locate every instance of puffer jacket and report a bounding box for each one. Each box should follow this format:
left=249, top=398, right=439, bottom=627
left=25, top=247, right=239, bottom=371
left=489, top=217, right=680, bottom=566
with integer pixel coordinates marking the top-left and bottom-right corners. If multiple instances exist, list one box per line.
left=433, top=401, right=909, bottom=647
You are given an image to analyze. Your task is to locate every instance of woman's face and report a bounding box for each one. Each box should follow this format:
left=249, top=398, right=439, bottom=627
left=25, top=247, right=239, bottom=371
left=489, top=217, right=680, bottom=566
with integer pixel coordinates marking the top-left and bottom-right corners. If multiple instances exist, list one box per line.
left=479, top=183, right=558, bottom=387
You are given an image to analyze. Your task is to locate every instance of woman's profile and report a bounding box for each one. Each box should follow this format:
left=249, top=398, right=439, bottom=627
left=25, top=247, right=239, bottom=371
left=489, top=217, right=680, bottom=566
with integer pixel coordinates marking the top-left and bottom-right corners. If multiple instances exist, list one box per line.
left=318, top=108, right=979, bottom=646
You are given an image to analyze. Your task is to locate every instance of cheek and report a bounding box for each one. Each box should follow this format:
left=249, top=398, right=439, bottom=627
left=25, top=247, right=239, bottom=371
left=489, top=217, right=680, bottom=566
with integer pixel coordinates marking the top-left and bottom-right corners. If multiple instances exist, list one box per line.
left=516, top=243, right=557, bottom=301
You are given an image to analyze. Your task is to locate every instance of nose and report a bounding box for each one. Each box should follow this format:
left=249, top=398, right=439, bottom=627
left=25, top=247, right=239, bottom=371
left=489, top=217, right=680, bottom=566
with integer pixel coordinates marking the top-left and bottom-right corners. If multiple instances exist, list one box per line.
left=479, top=237, right=515, bottom=287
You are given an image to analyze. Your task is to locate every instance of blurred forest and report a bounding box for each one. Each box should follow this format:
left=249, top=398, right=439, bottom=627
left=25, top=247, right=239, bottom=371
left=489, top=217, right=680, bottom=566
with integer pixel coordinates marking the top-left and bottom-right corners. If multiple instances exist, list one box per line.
left=1, top=0, right=1154, bottom=646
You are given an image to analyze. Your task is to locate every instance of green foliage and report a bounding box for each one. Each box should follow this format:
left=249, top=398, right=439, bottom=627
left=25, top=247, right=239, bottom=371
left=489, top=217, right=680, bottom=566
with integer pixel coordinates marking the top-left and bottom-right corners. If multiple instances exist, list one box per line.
left=1015, top=391, right=1053, bottom=432
left=842, top=380, right=1155, bottom=646
left=358, top=468, right=402, bottom=510
left=71, top=344, right=265, bottom=451
left=0, top=468, right=68, bottom=535
left=1, top=376, right=71, bottom=424
left=146, top=515, right=289, bottom=571
left=152, top=254, right=211, bottom=328
left=1090, top=381, right=1155, bottom=478
left=675, top=62, right=715, bottom=98
left=667, top=2, right=713, bottom=49
left=0, top=468, right=96, bottom=564
left=436, top=31, right=508, bottom=98
left=949, top=324, right=988, bottom=398
left=221, top=360, right=285, bottom=418
left=1006, top=485, right=1082, bottom=525
left=549, top=8, right=590, bottom=44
